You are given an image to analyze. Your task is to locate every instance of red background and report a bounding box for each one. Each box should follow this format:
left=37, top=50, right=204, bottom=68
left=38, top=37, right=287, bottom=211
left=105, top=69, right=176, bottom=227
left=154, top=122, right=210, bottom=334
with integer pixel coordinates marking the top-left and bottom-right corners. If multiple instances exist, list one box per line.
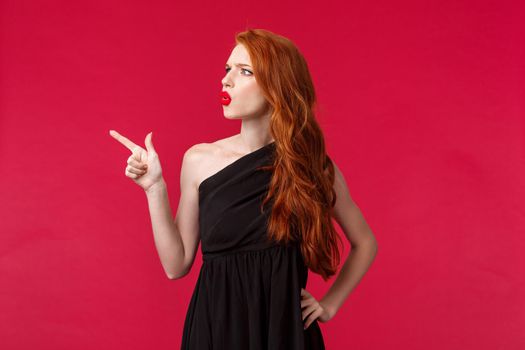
left=1, top=0, right=524, bottom=349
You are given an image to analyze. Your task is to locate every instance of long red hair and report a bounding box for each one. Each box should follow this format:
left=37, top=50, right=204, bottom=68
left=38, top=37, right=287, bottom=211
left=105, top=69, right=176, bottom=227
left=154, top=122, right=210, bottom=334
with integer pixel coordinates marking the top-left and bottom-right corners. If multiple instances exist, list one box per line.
left=235, top=28, right=343, bottom=281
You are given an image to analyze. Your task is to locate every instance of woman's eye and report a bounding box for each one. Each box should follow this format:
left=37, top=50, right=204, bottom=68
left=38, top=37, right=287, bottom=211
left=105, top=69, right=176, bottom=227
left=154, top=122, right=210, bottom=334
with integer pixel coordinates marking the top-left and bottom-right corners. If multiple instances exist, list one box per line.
left=224, top=67, right=252, bottom=76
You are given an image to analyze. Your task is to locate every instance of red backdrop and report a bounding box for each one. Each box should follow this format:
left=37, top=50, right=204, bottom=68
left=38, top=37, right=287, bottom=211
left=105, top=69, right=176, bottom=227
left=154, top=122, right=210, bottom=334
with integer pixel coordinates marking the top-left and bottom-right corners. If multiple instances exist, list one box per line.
left=1, top=0, right=524, bottom=349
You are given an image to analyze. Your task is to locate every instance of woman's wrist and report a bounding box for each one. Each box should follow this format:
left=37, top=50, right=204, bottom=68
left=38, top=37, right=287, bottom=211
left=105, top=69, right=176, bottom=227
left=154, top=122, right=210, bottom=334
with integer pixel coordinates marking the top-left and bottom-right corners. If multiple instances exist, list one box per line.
left=320, top=298, right=338, bottom=320
left=145, top=178, right=166, bottom=195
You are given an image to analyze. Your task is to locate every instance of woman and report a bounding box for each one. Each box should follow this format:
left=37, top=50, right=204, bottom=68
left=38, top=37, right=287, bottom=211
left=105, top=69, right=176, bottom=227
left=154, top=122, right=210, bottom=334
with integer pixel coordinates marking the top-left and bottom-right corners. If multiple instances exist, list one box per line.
left=110, top=28, right=378, bottom=349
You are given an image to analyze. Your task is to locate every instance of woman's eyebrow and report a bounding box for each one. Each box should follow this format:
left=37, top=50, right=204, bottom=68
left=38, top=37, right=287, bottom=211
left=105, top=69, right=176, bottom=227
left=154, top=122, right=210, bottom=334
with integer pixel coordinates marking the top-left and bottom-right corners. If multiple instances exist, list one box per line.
left=225, top=63, right=252, bottom=68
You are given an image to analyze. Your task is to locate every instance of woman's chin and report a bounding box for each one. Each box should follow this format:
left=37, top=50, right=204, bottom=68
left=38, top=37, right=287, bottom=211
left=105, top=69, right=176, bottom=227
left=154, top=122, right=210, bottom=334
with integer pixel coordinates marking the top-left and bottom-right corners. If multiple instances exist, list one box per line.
left=222, top=112, right=242, bottom=120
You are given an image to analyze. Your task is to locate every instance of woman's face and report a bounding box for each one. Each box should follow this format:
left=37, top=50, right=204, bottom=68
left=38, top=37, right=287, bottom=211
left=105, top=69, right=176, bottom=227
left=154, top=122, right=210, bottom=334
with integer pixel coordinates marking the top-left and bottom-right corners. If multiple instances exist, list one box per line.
left=221, top=44, right=270, bottom=120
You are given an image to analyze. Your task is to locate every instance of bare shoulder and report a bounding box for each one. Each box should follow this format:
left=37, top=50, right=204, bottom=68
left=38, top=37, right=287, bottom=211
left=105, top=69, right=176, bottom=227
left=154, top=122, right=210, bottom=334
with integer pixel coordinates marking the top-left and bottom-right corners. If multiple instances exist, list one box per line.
left=326, top=157, right=355, bottom=204
left=331, top=158, right=345, bottom=183
left=182, top=142, right=213, bottom=164
left=185, top=135, right=238, bottom=157
left=328, top=157, right=377, bottom=247
left=180, top=136, right=238, bottom=190
left=179, top=143, right=211, bottom=192
left=183, top=137, right=236, bottom=164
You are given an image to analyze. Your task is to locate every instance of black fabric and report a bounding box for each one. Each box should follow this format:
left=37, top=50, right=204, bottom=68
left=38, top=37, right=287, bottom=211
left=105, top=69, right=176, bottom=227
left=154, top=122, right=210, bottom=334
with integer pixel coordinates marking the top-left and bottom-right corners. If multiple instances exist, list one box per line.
left=181, top=141, right=325, bottom=350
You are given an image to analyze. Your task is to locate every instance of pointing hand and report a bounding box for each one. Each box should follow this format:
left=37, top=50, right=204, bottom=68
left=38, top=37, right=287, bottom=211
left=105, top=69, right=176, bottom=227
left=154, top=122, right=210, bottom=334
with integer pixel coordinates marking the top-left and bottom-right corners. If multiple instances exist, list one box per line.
left=109, top=130, right=163, bottom=192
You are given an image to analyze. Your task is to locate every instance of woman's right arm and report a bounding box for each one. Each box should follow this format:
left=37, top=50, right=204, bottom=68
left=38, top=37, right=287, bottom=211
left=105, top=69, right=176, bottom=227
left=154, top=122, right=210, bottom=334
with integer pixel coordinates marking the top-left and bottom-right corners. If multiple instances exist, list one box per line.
left=145, top=146, right=202, bottom=280
left=109, top=130, right=202, bottom=280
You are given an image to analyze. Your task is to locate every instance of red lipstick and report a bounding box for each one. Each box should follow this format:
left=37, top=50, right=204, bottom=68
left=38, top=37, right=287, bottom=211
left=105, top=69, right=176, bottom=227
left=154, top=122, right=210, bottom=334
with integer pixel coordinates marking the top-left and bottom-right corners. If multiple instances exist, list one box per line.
left=220, top=91, right=231, bottom=106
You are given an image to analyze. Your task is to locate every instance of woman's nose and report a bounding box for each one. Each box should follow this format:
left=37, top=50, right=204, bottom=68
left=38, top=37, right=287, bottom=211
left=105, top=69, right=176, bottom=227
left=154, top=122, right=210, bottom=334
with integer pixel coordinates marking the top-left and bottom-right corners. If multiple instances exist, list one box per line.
left=221, top=75, right=232, bottom=87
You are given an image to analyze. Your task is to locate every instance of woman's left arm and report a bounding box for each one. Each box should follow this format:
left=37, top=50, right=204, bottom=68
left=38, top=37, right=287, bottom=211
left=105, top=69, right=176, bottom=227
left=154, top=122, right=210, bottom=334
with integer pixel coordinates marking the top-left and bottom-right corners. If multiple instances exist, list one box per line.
left=302, top=159, right=378, bottom=328
left=322, top=159, right=378, bottom=316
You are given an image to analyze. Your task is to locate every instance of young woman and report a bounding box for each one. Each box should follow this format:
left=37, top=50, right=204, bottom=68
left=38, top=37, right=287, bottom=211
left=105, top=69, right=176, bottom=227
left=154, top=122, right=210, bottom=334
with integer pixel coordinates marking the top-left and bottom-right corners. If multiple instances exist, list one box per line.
left=110, top=28, right=378, bottom=350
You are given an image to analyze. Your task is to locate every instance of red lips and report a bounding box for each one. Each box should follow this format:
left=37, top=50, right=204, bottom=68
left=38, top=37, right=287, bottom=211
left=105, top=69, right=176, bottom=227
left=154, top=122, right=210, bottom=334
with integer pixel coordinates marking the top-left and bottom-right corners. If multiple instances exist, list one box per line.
left=220, top=91, right=231, bottom=106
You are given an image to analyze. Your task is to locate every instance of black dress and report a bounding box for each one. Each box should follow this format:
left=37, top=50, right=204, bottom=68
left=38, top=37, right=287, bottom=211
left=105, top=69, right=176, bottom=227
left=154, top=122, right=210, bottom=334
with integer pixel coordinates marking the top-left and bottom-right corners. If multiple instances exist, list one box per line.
left=181, top=141, right=325, bottom=350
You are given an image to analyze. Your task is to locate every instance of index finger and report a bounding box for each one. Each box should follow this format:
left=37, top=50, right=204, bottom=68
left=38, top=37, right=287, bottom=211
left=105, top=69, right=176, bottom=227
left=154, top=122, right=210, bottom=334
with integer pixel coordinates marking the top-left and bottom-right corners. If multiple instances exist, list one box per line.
left=109, top=130, right=139, bottom=151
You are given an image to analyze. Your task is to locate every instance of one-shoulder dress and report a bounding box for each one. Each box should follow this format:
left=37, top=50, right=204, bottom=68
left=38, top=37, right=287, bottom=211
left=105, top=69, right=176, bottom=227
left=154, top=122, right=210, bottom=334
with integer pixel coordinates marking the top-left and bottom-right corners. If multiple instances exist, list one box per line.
left=181, top=141, right=325, bottom=350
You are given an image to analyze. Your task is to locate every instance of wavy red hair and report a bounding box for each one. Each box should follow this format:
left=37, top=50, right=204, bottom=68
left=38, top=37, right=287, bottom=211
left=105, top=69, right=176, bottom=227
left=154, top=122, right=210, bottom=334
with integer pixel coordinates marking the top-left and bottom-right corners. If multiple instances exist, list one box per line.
left=234, top=28, right=343, bottom=281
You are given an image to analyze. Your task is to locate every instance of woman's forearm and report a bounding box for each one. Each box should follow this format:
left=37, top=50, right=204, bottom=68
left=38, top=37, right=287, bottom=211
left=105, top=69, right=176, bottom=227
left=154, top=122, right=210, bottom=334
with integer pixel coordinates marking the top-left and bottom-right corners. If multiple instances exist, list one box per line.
left=144, top=178, right=185, bottom=279
left=320, top=239, right=378, bottom=318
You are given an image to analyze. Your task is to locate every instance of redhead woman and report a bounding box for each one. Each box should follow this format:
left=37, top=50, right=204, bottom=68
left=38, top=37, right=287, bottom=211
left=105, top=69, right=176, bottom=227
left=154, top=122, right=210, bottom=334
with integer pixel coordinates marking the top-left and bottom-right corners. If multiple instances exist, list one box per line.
left=110, top=28, right=378, bottom=350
